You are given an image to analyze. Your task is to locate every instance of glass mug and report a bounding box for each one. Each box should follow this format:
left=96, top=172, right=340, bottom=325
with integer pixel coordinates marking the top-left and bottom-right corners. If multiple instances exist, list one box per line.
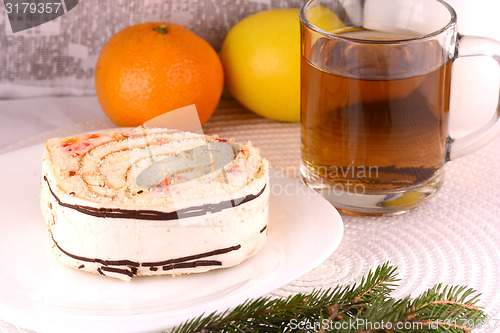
left=300, top=0, right=500, bottom=215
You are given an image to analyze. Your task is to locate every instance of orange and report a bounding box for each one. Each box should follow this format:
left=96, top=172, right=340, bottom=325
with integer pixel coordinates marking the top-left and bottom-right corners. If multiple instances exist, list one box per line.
left=95, top=23, right=223, bottom=126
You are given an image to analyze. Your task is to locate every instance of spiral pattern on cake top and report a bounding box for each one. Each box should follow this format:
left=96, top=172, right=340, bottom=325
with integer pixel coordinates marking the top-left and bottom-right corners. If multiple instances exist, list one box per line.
left=44, top=126, right=267, bottom=210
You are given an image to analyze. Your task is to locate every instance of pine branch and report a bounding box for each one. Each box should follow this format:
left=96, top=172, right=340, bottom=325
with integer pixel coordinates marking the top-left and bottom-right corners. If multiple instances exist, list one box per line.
left=350, top=263, right=399, bottom=304
left=169, top=263, right=486, bottom=333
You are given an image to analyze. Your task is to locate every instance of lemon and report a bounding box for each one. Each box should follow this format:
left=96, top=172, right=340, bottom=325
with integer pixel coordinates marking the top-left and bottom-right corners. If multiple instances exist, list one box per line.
left=220, top=9, right=301, bottom=122
left=306, top=5, right=344, bottom=33
left=220, top=8, right=343, bottom=122
left=382, top=192, right=423, bottom=207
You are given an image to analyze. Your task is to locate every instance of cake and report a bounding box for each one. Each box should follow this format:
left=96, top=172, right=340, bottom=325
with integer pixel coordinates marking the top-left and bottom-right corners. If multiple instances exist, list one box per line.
left=40, top=127, right=270, bottom=281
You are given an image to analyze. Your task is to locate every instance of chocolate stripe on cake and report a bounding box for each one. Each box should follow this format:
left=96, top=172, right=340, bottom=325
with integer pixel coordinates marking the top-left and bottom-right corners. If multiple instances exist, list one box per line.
left=141, top=245, right=241, bottom=267
left=50, top=231, right=241, bottom=269
left=43, top=175, right=266, bottom=220
left=100, top=266, right=134, bottom=278
left=162, top=260, right=222, bottom=271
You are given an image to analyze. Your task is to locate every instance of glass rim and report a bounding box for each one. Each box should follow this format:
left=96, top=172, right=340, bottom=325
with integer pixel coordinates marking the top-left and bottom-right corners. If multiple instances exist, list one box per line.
left=299, top=0, right=457, bottom=44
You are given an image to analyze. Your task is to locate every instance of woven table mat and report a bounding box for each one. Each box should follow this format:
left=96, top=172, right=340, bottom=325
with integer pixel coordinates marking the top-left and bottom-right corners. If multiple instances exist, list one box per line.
left=209, top=100, right=500, bottom=304
left=1, top=98, right=499, bottom=333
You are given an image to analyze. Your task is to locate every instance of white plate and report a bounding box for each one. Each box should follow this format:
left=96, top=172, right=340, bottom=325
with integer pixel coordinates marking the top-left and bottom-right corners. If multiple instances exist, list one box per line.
left=0, top=143, right=343, bottom=333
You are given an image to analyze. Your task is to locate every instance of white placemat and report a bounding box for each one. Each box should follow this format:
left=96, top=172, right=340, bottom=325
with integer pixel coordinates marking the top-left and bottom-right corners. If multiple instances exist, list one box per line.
left=1, top=98, right=499, bottom=333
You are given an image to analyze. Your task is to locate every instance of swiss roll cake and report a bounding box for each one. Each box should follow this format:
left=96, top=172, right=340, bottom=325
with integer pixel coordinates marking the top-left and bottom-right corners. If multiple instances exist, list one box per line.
left=40, top=127, right=270, bottom=281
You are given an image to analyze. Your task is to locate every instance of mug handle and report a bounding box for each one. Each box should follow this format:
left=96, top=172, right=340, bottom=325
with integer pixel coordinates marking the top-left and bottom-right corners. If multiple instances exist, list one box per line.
left=447, top=34, right=500, bottom=161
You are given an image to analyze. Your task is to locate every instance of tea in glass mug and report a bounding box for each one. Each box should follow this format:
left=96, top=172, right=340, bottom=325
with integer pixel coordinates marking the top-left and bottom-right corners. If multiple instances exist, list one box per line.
left=300, top=0, right=500, bottom=215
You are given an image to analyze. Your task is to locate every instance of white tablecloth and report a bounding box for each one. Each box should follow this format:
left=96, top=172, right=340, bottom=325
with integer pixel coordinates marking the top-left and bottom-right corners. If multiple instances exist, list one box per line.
left=1, top=0, right=500, bottom=330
